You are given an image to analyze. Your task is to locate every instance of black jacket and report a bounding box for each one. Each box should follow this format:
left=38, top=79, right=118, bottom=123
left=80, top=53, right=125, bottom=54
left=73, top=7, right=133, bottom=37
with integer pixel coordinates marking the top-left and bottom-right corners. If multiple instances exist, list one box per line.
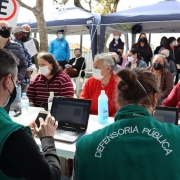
left=4, top=40, right=27, bottom=82
left=109, top=41, right=124, bottom=56
left=168, top=46, right=180, bottom=64
left=69, top=57, right=86, bottom=77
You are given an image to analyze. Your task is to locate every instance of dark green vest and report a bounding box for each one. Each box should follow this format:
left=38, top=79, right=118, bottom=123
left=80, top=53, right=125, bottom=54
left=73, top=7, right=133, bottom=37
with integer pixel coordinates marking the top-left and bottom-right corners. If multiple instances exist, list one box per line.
left=0, top=107, right=30, bottom=180
left=75, top=105, right=180, bottom=180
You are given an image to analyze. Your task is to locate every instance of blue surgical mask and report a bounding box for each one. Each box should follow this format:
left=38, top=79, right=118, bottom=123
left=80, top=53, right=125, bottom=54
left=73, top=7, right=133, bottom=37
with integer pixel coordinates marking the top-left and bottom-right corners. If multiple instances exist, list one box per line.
left=58, top=34, right=64, bottom=39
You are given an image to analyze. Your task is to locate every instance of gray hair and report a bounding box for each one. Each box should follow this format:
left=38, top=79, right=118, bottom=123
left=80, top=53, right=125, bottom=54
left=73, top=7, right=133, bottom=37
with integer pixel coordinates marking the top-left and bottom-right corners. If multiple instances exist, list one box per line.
left=152, top=54, right=166, bottom=64
left=94, top=53, right=115, bottom=72
left=0, top=49, right=19, bottom=79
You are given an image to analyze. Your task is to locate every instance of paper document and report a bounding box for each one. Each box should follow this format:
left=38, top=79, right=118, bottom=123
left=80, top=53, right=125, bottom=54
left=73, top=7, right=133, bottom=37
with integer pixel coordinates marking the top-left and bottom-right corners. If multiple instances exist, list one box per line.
left=24, top=39, right=38, bottom=57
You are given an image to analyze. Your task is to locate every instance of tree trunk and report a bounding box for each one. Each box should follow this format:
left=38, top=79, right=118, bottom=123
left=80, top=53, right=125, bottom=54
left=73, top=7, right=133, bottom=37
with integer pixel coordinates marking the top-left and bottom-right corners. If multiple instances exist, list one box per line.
left=34, top=14, right=48, bottom=51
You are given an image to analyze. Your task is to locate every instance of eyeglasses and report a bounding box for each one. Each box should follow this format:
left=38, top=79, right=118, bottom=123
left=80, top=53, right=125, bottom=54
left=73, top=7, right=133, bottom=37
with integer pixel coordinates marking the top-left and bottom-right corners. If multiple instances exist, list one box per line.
left=11, top=77, right=20, bottom=88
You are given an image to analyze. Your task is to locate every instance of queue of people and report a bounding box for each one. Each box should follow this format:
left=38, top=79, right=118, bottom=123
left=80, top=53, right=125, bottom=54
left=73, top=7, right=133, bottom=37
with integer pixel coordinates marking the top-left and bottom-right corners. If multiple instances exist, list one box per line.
left=2, top=19, right=180, bottom=179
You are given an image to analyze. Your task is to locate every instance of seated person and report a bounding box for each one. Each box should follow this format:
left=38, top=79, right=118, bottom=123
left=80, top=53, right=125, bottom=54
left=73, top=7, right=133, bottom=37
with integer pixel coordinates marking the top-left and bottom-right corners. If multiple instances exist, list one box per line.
left=108, top=52, right=121, bottom=73
left=80, top=53, right=117, bottom=117
left=27, top=52, right=74, bottom=107
left=147, top=54, right=173, bottom=106
left=0, top=48, right=63, bottom=179
left=125, top=48, right=147, bottom=69
left=161, top=49, right=177, bottom=80
left=73, top=68, right=180, bottom=180
left=64, top=48, right=86, bottom=78
left=162, top=82, right=180, bottom=114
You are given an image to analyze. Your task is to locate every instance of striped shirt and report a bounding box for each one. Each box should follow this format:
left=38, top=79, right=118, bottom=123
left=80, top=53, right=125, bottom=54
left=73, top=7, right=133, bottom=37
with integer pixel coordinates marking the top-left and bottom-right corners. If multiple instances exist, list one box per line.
left=27, top=71, right=74, bottom=107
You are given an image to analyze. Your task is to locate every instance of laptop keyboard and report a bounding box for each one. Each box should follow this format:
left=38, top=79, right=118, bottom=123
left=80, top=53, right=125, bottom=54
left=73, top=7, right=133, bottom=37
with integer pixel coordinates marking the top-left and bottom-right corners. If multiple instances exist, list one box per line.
left=57, top=127, right=79, bottom=136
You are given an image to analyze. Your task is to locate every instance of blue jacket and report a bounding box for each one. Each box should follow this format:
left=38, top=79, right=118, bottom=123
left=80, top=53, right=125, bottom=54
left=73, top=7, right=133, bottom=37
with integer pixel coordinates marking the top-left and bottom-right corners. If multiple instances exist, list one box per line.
left=49, top=38, right=70, bottom=61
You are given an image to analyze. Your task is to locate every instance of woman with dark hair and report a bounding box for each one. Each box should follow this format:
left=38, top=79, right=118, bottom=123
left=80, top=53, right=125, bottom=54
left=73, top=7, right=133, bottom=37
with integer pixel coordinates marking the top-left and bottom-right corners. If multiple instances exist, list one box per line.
left=132, top=33, right=152, bottom=66
left=73, top=68, right=180, bottom=180
left=109, top=31, right=124, bottom=65
left=27, top=52, right=74, bottom=107
left=125, top=48, right=147, bottom=69
left=154, top=36, right=168, bottom=54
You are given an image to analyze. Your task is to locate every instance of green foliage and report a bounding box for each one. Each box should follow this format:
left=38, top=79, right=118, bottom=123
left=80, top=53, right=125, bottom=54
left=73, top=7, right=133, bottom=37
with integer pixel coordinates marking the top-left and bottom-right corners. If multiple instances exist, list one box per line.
left=53, top=0, right=121, bottom=14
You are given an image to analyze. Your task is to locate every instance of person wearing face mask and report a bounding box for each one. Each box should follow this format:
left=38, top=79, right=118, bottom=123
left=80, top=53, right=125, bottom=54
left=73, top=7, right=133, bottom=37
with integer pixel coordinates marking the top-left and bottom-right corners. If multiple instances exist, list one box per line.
left=125, top=48, right=147, bottom=69
left=147, top=54, right=173, bottom=106
left=109, top=31, right=124, bottom=65
left=22, top=24, right=40, bottom=70
left=108, top=52, right=121, bottom=73
left=0, top=20, right=27, bottom=112
left=63, top=48, right=86, bottom=78
left=73, top=68, right=180, bottom=180
left=132, top=33, right=152, bottom=66
left=0, top=48, right=71, bottom=180
left=154, top=36, right=168, bottom=54
left=12, top=26, right=33, bottom=93
left=49, top=29, right=70, bottom=70
left=26, top=52, right=74, bottom=108
left=80, top=53, right=117, bottom=117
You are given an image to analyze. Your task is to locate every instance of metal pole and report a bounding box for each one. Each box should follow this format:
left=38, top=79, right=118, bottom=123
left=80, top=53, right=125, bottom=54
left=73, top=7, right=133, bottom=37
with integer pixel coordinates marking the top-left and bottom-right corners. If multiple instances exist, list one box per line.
left=80, top=35, right=83, bottom=51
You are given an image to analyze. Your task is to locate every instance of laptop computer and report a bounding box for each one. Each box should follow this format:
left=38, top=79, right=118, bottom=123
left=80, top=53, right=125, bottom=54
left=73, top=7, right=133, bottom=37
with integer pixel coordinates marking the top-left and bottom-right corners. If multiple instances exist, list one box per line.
left=154, top=106, right=179, bottom=125
left=50, top=96, right=91, bottom=143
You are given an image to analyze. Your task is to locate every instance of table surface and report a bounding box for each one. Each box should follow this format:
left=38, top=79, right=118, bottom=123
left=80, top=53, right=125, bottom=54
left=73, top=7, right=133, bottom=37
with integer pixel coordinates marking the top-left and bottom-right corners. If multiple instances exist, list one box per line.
left=10, top=107, right=114, bottom=159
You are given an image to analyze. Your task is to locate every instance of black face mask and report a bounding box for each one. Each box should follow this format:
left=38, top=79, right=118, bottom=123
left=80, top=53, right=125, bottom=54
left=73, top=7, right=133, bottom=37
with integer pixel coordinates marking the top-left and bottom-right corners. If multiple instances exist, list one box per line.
left=26, top=33, right=30, bottom=40
left=20, top=35, right=28, bottom=42
left=0, top=29, right=10, bottom=38
left=3, top=79, right=17, bottom=111
left=153, top=63, right=163, bottom=70
left=139, top=38, right=147, bottom=43
left=161, top=41, right=167, bottom=46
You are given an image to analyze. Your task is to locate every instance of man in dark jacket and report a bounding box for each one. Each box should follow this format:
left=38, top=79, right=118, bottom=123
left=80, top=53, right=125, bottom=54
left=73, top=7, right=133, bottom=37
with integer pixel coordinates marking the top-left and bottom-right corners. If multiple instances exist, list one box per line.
left=0, top=20, right=27, bottom=110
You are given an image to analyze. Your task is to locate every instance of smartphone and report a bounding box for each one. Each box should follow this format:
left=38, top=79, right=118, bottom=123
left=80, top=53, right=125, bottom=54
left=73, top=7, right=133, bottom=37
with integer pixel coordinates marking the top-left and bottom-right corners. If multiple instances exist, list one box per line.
left=35, top=111, right=48, bottom=128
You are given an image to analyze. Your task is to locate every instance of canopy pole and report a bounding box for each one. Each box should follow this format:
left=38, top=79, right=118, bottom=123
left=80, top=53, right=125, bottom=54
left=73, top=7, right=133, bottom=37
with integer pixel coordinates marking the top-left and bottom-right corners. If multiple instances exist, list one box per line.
left=149, top=33, right=151, bottom=44
left=80, top=35, right=83, bottom=51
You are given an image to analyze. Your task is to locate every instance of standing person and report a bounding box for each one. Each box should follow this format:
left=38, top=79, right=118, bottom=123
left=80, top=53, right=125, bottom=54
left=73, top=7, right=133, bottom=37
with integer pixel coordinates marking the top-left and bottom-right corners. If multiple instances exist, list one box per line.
left=160, top=49, right=177, bottom=80
left=0, top=48, right=63, bottom=180
left=125, top=48, right=147, bottom=69
left=154, top=36, right=168, bottom=54
left=49, top=29, right=70, bottom=69
left=0, top=20, right=27, bottom=111
left=12, top=26, right=33, bottom=93
left=73, top=68, right=180, bottom=180
left=132, top=33, right=152, bottom=66
left=22, top=24, right=40, bottom=70
left=109, top=31, right=124, bottom=65
left=63, top=48, right=86, bottom=78
left=27, top=52, right=74, bottom=108
left=167, top=37, right=180, bottom=84
left=147, top=54, right=173, bottom=106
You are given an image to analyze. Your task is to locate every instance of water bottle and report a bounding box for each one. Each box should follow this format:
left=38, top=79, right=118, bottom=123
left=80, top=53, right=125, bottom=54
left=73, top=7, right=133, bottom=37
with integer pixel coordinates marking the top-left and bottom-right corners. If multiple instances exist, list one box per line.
left=98, top=90, right=109, bottom=124
left=48, top=92, right=54, bottom=111
left=21, top=93, right=29, bottom=115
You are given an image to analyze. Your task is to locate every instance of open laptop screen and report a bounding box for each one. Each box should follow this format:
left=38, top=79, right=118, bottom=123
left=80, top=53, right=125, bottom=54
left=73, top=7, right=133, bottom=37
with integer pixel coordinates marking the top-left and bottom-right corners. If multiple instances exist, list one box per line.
left=153, top=107, right=178, bottom=125
left=51, top=97, right=91, bottom=129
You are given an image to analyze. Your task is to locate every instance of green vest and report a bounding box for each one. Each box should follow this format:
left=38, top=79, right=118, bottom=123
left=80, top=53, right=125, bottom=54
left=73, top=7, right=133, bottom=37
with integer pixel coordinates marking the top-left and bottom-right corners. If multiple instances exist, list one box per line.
left=0, top=107, right=30, bottom=180
left=75, top=105, right=180, bottom=180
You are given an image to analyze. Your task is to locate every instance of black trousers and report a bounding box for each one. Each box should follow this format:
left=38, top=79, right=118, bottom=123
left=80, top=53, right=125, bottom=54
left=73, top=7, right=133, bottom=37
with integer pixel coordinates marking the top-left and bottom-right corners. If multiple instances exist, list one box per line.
left=58, top=60, right=68, bottom=70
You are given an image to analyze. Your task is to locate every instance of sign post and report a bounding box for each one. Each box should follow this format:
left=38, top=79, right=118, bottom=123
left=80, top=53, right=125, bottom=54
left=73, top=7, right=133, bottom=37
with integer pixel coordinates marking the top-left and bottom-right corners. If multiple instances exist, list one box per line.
left=0, top=0, right=20, bottom=27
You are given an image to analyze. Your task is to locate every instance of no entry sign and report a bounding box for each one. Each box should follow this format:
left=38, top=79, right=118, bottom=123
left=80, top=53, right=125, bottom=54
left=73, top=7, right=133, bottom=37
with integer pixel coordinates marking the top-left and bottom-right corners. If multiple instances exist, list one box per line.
left=0, top=0, right=20, bottom=26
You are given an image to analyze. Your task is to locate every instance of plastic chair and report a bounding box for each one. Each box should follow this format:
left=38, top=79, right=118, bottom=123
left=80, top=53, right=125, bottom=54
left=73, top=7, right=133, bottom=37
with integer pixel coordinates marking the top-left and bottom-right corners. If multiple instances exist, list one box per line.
left=71, top=61, right=86, bottom=96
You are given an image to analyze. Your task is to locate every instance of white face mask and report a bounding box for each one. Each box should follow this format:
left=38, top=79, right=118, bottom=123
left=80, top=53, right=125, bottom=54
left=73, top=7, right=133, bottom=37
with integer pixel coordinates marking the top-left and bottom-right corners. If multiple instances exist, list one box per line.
left=114, top=36, right=120, bottom=40
left=39, top=66, right=50, bottom=76
left=128, top=56, right=134, bottom=62
left=92, top=68, right=104, bottom=80
left=172, top=41, right=177, bottom=46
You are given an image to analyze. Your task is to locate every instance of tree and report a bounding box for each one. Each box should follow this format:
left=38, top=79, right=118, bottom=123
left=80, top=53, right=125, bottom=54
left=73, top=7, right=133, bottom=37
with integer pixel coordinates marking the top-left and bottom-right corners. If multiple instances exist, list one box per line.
left=16, top=0, right=48, bottom=51
left=54, top=0, right=121, bottom=52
